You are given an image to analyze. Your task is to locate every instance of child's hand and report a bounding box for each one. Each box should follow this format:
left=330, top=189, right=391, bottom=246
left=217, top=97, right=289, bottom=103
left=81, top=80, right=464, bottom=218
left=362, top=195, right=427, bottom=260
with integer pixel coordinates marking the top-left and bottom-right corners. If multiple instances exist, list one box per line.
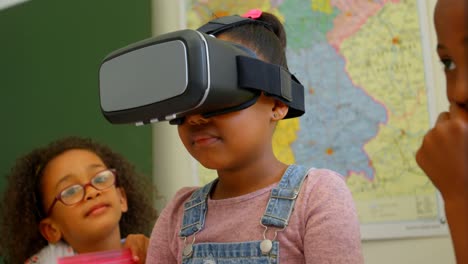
left=416, top=104, right=468, bottom=202
left=123, top=234, right=149, bottom=263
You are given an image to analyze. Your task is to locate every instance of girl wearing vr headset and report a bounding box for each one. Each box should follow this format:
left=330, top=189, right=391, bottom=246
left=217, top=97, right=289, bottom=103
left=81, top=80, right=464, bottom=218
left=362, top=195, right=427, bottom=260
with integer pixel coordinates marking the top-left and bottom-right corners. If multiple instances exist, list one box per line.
left=0, top=136, right=157, bottom=263
left=148, top=10, right=363, bottom=264
left=416, top=0, right=468, bottom=262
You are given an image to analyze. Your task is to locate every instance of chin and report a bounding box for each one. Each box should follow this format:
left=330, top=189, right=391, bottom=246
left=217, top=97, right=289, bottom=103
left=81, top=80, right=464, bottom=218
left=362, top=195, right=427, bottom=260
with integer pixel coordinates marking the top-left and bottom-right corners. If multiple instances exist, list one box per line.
left=83, top=212, right=122, bottom=234
left=197, top=158, right=228, bottom=170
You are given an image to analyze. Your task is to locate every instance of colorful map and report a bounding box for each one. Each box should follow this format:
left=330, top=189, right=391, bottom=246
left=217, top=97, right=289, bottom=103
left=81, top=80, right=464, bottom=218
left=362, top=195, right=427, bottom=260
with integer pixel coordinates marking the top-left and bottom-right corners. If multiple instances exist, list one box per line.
left=186, top=0, right=447, bottom=239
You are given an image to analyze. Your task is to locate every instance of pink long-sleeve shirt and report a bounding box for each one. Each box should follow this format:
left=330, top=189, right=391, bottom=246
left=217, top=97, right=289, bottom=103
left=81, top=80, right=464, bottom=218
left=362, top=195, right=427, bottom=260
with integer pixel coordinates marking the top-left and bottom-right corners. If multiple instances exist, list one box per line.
left=147, top=168, right=363, bottom=263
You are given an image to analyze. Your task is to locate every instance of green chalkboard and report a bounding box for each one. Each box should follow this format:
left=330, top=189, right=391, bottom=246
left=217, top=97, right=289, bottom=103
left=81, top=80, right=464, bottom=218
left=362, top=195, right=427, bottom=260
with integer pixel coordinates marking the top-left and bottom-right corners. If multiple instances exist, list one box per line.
left=0, top=0, right=153, bottom=193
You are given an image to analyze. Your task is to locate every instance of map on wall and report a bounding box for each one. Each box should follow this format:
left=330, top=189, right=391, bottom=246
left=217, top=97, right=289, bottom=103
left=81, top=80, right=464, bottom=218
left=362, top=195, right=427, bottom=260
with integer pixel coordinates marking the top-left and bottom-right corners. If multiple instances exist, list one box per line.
left=185, top=0, right=448, bottom=239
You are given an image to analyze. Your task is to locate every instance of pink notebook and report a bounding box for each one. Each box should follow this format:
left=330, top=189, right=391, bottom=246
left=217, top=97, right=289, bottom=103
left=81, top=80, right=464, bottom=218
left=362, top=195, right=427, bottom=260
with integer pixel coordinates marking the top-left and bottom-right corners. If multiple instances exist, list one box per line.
left=58, top=248, right=134, bottom=264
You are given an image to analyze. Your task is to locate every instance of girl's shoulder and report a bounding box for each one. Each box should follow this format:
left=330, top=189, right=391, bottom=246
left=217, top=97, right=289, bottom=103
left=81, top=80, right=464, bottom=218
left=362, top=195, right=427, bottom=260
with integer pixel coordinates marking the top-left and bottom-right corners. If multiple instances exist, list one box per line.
left=173, top=186, right=200, bottom=203
left=305, top=167, right=347, bottom=186
left=300, top=167, right=354, bottom=206
left=297, top=167, right=352, bottom=202
left=24, top=241, right=75, bottom=264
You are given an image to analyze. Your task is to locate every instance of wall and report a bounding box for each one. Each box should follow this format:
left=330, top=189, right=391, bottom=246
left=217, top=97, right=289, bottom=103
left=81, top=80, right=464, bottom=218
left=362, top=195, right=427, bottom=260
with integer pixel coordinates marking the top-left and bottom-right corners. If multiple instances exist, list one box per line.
left=151, top=0, right=456, bottom=263
left=151, top=0, right=196, bottom=211
left=0, top=0, right=154, bottom=193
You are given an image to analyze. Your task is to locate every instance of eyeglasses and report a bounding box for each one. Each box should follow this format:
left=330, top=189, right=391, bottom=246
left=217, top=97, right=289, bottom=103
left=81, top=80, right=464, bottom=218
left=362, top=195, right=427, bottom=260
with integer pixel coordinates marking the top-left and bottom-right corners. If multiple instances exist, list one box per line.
left=46, top=169, right=117, bottom=216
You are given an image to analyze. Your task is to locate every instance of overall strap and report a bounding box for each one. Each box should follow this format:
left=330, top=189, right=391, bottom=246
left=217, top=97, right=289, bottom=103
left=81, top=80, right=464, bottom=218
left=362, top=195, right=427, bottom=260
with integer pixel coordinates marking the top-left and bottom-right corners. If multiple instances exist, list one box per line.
left=261, top=165, right=309, bottom=228
left=179, top=180, right=216, bottom=237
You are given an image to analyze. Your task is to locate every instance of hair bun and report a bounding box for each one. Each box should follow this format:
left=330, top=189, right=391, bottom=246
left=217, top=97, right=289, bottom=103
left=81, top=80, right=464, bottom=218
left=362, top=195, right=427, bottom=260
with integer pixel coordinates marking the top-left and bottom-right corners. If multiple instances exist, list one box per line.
left=257, top=12, right=287, bottom=48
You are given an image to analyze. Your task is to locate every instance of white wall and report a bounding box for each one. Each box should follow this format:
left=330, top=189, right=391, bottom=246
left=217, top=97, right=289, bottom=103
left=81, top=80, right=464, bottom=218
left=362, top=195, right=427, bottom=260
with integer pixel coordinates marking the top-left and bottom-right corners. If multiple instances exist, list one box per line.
left=151, top=0, right=195, bottom=211
left=150, top=0, right=456, bottom=263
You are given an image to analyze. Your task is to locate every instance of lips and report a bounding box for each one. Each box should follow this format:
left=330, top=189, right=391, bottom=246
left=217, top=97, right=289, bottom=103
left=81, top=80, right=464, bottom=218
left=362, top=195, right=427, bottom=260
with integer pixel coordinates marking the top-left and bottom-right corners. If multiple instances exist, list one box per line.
left=85, top=203, right=110, bottom=217
left=191, top=133, right=220, bottom=146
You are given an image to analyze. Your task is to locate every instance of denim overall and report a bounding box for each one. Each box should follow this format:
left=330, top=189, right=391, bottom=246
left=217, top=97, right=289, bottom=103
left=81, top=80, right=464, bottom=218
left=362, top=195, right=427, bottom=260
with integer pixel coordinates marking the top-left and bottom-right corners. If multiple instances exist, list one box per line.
left=179, top=165, right=309, bottom=264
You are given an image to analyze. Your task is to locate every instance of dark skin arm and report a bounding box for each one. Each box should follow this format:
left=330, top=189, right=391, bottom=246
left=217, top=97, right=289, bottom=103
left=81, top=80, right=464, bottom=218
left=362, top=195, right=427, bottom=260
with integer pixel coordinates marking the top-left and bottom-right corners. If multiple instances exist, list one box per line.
left=123, top=234, right=149, bottom=263
left=416, top=104, right=468, bottom=263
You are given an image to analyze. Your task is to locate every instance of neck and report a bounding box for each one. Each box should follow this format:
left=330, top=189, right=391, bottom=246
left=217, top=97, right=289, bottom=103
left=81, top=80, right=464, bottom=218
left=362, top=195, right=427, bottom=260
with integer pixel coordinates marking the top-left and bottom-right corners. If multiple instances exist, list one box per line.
left=212, top=157, right=288, bottom=200
left=69, top=226, right=122, bottom=254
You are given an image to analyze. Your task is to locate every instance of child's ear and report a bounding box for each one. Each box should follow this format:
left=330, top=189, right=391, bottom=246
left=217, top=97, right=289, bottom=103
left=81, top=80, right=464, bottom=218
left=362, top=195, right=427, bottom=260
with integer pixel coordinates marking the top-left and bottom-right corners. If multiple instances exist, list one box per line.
left=117, top=187, right=128, bottom=213
left=39, top=218, right=62, bottom=243
left=272, top=100, right=289, bottom=120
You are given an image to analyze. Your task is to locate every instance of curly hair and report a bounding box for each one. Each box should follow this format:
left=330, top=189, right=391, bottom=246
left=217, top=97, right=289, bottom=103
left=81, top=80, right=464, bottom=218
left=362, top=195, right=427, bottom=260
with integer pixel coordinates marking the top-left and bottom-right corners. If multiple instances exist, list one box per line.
left=0, top=136, right=158, bottom=264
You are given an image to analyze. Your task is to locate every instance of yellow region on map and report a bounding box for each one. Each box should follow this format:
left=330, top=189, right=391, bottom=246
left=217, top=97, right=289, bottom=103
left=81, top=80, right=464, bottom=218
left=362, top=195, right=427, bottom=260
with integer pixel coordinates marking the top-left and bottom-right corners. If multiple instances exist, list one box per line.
left=272, top=119, right=299, bottom=164
left=310, top=0, right=333, bottom=15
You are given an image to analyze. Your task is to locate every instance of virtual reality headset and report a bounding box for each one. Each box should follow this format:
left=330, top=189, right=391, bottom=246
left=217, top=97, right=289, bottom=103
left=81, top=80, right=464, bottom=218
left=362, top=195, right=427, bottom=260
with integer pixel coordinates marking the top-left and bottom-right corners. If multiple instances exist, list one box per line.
left=99, top=15, right=305, bottom=125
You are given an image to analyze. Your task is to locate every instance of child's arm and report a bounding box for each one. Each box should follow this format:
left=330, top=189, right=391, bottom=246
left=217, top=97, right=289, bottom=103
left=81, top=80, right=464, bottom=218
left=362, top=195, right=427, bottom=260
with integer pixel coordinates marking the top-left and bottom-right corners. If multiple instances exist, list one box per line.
left=303, top=171, right=364, bottom=263
left=416, top=104, right=468, bottom=263
left=122, top=234, right=149, bottom=263
left=147, top=187, right=196, bottom=263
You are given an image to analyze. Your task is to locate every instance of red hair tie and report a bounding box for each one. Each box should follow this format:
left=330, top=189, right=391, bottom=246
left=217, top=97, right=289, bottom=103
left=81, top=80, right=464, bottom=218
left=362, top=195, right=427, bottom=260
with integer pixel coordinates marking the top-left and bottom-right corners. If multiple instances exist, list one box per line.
left=241, top=9, right=262, bottom=19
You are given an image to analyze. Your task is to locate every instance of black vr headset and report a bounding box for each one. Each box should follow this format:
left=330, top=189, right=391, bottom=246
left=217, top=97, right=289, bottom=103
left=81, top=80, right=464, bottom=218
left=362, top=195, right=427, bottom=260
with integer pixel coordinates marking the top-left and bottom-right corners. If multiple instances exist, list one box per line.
left=99, top=15, right=305, bottom=125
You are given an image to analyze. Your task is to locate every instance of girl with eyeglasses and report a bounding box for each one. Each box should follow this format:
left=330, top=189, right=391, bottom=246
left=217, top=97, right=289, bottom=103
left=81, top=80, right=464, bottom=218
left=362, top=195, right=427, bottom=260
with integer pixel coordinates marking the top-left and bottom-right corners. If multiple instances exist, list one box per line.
left=0, top=136, right=157, bottom=264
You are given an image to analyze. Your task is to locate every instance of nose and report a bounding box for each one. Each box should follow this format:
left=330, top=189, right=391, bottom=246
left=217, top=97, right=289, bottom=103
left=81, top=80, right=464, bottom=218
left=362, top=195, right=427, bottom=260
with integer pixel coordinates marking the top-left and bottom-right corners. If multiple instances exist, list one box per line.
left=185, top=114, right=210, bottom=125
left=84, top=185, right=101, bottom=200
left=448, top=66, right=468, bottom=109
